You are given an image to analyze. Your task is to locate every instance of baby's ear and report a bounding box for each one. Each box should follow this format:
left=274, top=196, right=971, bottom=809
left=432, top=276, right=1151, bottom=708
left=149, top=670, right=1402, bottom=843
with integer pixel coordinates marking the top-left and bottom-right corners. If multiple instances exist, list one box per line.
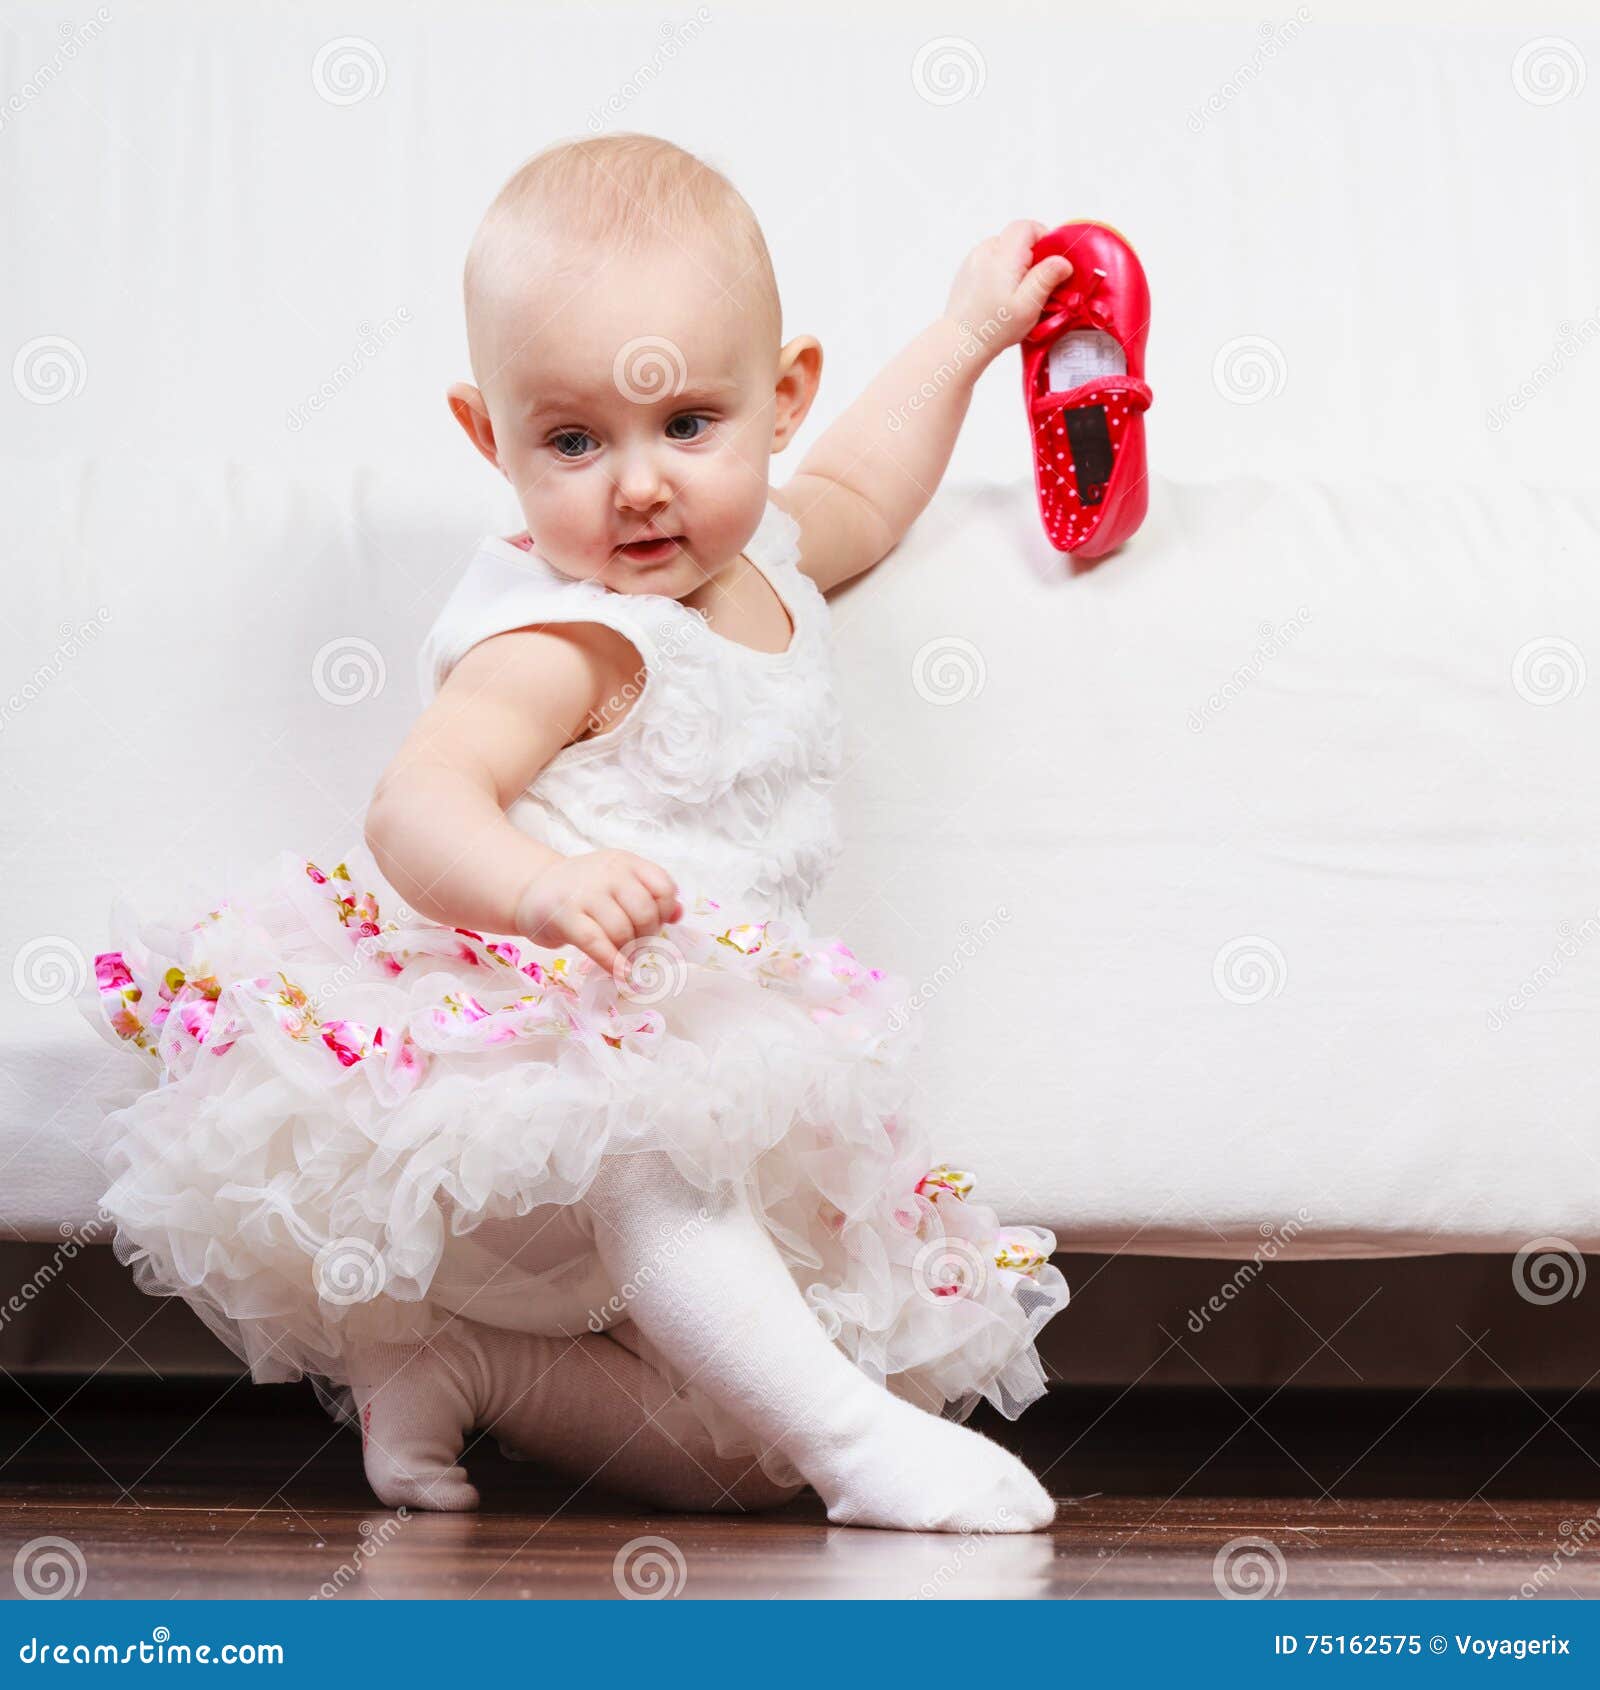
left=771, top=336, right=822, bottom=452
left=447, top=382, right=503, bottom=474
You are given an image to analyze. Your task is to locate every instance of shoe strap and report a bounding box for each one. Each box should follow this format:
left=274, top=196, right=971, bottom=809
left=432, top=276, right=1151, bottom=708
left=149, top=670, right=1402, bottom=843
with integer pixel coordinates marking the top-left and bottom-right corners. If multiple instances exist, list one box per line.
left=1030, top=374, right=1153, bottom=418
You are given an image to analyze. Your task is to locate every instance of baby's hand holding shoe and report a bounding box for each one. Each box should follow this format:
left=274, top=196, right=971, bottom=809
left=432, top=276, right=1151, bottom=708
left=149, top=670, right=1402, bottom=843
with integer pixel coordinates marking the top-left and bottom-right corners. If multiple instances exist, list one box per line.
left=514, top=849, right=683, bottom=979
left=944, top=220, right=1074, bottom=359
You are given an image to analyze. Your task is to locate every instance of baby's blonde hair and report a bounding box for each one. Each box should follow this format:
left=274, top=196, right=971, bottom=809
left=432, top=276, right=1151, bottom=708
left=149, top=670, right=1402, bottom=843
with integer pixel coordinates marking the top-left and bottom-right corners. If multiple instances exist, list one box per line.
left=463, top=133, right=781, bottom=383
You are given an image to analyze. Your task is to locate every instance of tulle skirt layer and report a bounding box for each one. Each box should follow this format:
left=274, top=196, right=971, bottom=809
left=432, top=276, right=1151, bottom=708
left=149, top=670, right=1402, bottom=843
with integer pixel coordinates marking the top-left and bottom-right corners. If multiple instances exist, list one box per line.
left=78, top=841, right=1068, bottom=1481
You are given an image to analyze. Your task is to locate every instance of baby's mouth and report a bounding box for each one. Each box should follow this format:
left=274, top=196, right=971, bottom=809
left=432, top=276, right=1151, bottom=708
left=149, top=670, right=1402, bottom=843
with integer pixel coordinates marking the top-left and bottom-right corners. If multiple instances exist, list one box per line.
left=616, top=534, right=684, bottom=564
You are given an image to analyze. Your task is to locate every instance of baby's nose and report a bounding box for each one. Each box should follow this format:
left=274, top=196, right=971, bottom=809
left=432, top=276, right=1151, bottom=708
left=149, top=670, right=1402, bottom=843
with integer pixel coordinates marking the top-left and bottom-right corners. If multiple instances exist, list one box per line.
left=613, top=452, right=668, bottom=508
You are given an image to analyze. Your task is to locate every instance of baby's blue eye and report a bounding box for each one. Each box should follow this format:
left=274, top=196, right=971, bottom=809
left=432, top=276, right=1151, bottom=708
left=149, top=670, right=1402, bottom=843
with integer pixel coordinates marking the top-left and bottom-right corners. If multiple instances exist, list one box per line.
left=550, top=429, right=595, bottom=458
left=665, top=414, right=710, bottom=442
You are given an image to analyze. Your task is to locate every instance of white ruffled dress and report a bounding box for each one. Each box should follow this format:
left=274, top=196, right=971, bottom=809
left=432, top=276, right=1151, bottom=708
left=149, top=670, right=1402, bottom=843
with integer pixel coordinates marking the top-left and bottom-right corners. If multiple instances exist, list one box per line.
left=77, top=499, right=1069, bottom=1484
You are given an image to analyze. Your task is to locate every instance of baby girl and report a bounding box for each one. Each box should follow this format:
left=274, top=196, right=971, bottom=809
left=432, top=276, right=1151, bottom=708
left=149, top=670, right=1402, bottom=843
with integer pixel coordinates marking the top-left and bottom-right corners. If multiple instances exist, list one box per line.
left=83, top=133, right=1075, bottom=1533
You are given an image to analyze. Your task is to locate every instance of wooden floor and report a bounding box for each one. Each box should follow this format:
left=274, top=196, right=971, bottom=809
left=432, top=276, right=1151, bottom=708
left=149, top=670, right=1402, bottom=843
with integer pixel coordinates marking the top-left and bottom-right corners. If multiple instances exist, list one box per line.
left=4, top=1377, right=1600, bottom=1598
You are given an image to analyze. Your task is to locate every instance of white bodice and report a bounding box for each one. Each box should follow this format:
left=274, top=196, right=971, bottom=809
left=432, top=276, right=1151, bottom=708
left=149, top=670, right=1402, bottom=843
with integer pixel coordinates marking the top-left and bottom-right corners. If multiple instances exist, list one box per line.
left=416, top=500, right=844, bottom=921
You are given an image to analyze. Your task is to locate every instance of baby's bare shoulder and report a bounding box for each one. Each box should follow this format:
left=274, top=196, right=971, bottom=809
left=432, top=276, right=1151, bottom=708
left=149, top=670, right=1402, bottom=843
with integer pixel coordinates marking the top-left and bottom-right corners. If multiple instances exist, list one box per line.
left=422, top=621, right=647, bottom=803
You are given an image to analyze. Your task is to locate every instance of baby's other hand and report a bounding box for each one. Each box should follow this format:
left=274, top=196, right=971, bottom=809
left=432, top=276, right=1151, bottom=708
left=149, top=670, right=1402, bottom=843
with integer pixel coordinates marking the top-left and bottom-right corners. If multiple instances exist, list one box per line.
left=515, top=849, right=683, bottom=980
left=944, top=221, right=1073, bottom=358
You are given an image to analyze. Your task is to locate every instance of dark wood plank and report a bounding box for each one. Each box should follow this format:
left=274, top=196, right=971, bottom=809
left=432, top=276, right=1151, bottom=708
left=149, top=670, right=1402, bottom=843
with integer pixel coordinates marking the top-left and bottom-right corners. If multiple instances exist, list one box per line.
left=4, top=1379, right=1600, bottom=1598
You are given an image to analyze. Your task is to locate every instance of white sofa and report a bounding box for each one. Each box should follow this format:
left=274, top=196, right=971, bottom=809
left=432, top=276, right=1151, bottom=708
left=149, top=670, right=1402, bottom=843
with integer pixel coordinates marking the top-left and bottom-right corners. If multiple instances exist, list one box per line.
left=4, top=2, right=1598, bottom=1378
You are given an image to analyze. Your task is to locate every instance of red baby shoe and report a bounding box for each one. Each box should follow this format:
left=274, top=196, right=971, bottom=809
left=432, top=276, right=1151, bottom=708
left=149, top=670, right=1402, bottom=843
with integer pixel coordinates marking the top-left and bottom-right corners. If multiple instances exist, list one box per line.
left=1021, top=221, right=1152, bottom=559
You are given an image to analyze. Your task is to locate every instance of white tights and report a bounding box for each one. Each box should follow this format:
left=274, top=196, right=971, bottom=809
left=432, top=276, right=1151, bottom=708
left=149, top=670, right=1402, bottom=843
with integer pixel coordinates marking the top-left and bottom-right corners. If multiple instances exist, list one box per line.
left=349, top=1150, right=1055, bottom=1532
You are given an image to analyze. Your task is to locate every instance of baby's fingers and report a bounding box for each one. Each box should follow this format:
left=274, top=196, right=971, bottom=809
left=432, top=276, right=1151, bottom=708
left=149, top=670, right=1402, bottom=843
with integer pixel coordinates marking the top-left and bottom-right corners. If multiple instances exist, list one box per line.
left=1016, top=254, right=1072, bottom=319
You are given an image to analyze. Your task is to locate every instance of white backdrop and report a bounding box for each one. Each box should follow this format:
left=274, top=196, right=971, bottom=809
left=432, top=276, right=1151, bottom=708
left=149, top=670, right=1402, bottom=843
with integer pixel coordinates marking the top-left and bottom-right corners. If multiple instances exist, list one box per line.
left=4, top=1, right=1600, bottom=1259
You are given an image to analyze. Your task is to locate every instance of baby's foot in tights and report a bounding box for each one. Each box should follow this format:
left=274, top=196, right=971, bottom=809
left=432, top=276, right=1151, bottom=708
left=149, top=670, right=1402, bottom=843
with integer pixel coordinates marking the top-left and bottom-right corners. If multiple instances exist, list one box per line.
left=347, top=1319, right=806, bottom=1515
left=348, top=1336, right=481, bottom=1512
left=807, top=1386, right=1056, bottom=1533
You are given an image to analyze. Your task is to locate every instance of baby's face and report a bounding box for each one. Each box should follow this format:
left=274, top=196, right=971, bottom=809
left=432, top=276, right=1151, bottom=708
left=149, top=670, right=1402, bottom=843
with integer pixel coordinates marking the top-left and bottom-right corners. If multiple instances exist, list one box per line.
left=472, top=242, right=781, bottom=596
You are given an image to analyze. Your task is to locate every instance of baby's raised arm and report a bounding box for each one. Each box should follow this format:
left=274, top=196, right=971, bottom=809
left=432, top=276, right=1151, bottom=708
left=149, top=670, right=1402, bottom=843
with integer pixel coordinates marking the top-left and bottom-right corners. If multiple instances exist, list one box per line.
left=363, top=625, right=681, bottom=976
left=774, top=220, right=1072, bottom=593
